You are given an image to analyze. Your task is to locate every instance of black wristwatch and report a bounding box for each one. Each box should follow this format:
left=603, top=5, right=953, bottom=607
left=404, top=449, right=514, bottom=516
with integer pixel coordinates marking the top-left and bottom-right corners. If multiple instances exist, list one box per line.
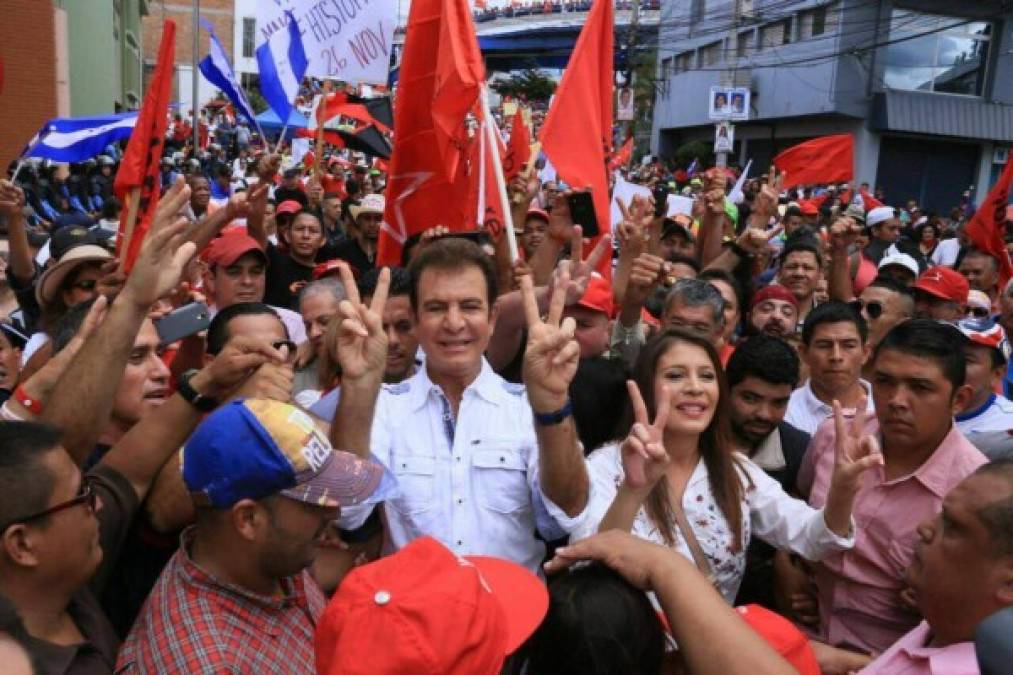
left=177, top=369, right=218, bottom=412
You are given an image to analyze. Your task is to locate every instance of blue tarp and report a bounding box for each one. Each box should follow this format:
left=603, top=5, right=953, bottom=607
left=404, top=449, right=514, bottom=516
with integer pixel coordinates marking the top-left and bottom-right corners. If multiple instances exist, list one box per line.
left=255, top=108, right=309, bottom=132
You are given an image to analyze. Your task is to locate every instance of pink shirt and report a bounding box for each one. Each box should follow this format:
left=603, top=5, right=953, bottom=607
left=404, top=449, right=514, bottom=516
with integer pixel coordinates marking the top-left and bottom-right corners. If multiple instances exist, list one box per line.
left=859, top=621, right=979, bottom=675
left=798, top=418, right=987, bottom=653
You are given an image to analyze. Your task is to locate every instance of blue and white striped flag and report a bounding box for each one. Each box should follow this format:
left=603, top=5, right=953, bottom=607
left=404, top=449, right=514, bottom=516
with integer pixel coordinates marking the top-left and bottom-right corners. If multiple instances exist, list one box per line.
left=199, top=19, right=257, bottom=125
left=256, top=10, right=308, bottom=124
left=21, top=112, right=138, bottom=163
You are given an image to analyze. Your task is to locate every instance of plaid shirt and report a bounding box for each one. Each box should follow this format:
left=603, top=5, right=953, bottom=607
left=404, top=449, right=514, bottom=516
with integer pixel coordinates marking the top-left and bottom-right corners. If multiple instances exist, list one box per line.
left=116, top=528, right=325, bottom=674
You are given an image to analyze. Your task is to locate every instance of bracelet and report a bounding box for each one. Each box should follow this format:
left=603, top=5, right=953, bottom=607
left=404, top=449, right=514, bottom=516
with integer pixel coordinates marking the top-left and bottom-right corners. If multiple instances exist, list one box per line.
left=728, top=241, right=754, bottom=260
left=13, top=384, right=43, bottom=415
left=532, top=399, right=574, bottom=426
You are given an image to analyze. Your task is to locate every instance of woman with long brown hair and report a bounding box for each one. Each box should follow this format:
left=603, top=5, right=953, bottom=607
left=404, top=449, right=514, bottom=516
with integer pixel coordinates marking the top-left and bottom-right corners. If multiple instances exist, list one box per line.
left=569, top=328, right=878, bottom=602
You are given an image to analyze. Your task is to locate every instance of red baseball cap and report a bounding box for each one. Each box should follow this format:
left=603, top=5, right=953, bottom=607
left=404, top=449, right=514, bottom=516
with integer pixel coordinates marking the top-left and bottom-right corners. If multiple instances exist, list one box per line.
left=526, top=207, right=549, bottom=223
left=798, top=200, right=819, bottom=216
left=313, top=259, right=359, bottom=281
left=736, top=605, right=820, bottom=675
left=276, top=199, right=302, bottom=216
left=315, top=536, right=548, bottom=675
left=749, top=284, right=799, bottom=311
left=203, top=232, right=266, bottom=268
left=913, top=266, right=969, bottom=305
left=575, top=274, right=614, bottom=317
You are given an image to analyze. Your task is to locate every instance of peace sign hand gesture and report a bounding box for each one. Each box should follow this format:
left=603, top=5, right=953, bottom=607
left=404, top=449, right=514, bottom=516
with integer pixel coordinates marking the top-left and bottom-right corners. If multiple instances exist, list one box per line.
left=824, top=397, right=883, bottom=537
left=331, top=262, right=391, bottom=382
left=555, top=225, right=611, bottom=305
left=752, top=165, right=784, bottom=221
left=735, top=221, right=783, bottom=256
left=621, top=381, right=671, bottom=493
left=521, top=265, right=581, bottom=412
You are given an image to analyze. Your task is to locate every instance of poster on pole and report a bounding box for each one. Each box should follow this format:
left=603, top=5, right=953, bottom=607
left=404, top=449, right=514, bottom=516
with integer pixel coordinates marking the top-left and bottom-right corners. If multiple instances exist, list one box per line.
left=617, top=87, right=635, bottom=121
left=708, top=86, right=750, bottom=121
left=714, top=121, right=734, bottom=154
left=255, top=0, right=396, bottom=85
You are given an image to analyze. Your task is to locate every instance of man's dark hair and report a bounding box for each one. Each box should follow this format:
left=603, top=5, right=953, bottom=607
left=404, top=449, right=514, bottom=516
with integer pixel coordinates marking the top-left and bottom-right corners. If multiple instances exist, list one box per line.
left=801, top=300, right=868, bottom=346
left=665, top=252, right=702, bottom=273
left=0, top=421, right=62, bottom=529
left=206, top=302, right=286, bottom=356
left=963, top=247, right=1000, bottom=272
left=407, top=238, right=498, bottom=311
left=869, top=274, right=914, bottom=298
left=781, top=239, right=823, bottom=269
left=322, top=192, right=341, bottom=202
left=699, top=268, right=744, bottom=313
left=873, top=319, right=967, bottom=392
left=358, top=266, right=411, bottom=300
left=726, top=335, right=800, bottom=389
left=519, top=563, right=664, bottom=675
left=100, top=196, right=121, bottom=220
left=974, top=459, right=1013, bottom=557
left=52, top=297, right=98, bottom=352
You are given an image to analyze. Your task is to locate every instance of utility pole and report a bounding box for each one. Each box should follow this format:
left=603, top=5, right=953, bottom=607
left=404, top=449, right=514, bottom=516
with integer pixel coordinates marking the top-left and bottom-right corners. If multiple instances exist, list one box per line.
left=192, top=0, right=200, bottom=153
left=715, top=0, right=741, bottom=168
left=626, top=0, right=640, bottom=146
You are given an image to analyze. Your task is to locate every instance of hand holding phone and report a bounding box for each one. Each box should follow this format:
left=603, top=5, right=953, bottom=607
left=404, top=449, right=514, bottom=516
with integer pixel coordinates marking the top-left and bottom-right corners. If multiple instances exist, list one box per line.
left=566, top=191, right=599, bottom=237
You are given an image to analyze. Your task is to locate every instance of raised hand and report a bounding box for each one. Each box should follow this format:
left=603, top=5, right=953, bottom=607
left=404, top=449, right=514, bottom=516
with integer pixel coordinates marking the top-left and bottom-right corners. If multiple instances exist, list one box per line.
left=554, top=225, right=611, bottom=305
left=544, top=529, right=676, bottom=591
left=0, top=181, right=26, bottom=217
left=121, top=177, right=197, bottom=309
left=192, top=336, right=287, bottom=400
left=828, top=216, right=862, bottom=253
left=615, top=194, right=654, bottom=247
left=521, top=267, right=581, bottom=411
left=624, top=252, right=669, bottom=307
left=332, top=262, right=390, bottom=382
left=256, top=153, right=282, bottom=183
left=621, top=380, right=671, bottom=492
left=735, top=221, right=783, bottom=256
left=546, top=188, right=577, bottom=243
left=824, top=397, right=883, bottom=536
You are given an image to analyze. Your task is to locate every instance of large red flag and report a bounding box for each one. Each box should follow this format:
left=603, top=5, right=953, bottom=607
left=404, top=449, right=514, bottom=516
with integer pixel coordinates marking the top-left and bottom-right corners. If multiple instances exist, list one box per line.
left=502, top=107, right=530, bottom=181
left=115, top=20, right=176, bottom=273
left=773, top=134, right=853, bottom=190
left=538, top=0, right=613, bottom=276
left=378, top=0, right=485, bottom=266
left=467, top=107, right=508, bottom=239
left=966, top=159, right=1013, bottom=288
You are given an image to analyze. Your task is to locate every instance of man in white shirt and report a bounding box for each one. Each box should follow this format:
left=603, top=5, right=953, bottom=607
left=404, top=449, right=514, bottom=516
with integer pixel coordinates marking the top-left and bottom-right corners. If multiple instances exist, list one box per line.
left=786, top=301, right=874, bottom=435
left=955, top=317, right=1013, bottom=436
left=329, top=238, right=588, bottom=572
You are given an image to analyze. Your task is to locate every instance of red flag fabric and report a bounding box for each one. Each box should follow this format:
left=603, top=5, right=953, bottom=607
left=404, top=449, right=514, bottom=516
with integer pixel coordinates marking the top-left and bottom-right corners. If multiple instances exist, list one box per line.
left=114, top=20, right=176, bottom=273
left=502, top=107, right=530, bottom=181
left=467, top=108, right=508, bottom=240
left=378, top=0, right=485, bottom=266
left=608, top=136, right=633, bottom=172
left=773, top=134, right=853, bottom=190
left=538, top=0, right=613, bottom=276
left=315, top=91, right=392, bottom=133
left=966, top=159, right=1013, bottom=288
left=859, top=187, right=884, bottom=211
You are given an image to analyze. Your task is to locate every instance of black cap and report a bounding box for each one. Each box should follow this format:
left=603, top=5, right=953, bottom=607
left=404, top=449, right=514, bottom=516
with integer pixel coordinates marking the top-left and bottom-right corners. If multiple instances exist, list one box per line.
left=49, top=225, right=98, bottom=260
left=52, top=212, right=94, bottom=231
left=0, top=321, right=28, bottom=349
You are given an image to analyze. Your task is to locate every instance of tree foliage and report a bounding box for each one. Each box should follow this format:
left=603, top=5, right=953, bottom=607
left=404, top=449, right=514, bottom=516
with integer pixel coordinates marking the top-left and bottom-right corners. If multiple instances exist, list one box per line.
left=491, top=69, right=557, bottom=102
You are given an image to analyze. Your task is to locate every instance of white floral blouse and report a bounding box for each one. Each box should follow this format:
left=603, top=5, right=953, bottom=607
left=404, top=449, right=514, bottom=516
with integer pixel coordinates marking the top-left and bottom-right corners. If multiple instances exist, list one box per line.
left=568, top=444, right=855, bottom=603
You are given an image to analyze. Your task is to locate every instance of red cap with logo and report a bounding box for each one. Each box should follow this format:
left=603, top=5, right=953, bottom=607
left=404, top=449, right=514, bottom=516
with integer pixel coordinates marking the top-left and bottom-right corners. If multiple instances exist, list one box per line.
left=575, top=274, right=614, bottom=317
left=314, top=536, right=548, bottom=675
left=203, top=231, right=266, bottom=268
left=913, top=266, right=970, bottom=305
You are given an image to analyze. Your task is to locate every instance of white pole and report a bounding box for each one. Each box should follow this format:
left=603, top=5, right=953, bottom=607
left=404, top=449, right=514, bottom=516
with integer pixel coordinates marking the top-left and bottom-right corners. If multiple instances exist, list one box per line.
left=480, top=86, right=519, bottom=262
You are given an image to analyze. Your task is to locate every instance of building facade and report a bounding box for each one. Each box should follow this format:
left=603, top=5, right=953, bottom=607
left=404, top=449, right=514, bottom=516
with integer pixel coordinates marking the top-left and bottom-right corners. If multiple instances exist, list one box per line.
left=651, top=0, right=1013, bottom=211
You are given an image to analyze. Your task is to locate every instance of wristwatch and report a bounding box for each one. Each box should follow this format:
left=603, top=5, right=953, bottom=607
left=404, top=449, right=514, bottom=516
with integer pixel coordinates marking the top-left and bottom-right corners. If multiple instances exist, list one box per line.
left=177, top=369, right=218, bottom=412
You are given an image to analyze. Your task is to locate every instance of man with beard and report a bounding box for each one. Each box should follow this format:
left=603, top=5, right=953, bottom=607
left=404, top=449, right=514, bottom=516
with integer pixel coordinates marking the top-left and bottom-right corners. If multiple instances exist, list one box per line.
left=747, top=285, right=799, bottom=337
left=331, top=194, right=383, bottom=274
left=116, top=399, right=387, bottom=673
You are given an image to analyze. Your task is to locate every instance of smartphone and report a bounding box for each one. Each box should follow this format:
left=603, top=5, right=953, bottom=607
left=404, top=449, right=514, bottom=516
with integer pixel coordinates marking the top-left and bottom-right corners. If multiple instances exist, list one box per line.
left=653, top=186, right=669, bottom=218
left=156, top=302, right=211, bottom=345
left=566, top=191, right=599, bottom=237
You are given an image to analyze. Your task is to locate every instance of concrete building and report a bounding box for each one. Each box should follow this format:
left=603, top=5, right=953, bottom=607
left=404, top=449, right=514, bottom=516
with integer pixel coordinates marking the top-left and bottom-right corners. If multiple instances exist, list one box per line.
left=0, top=1, right=147, bottom=167
left=651, top=0, right=1013, bottom=211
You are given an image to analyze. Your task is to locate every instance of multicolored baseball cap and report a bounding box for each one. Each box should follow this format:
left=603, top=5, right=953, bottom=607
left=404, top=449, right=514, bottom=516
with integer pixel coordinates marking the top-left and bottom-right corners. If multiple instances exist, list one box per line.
left=956, top=317, right=1011, bottom=362
left=182, top=399, right=388, bottom=509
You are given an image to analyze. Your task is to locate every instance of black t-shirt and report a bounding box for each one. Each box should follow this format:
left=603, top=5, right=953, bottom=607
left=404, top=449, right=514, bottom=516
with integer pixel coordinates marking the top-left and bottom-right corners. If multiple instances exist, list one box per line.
left=264, top=243, right=315, bottom=311
left=330, top=238, right=376, bottom=276
left=274, top=186, right=308, bottom=209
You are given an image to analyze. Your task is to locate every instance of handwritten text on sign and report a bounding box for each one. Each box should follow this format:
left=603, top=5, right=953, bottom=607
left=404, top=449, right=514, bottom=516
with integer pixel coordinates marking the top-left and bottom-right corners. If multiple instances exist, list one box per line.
left=257, top=0, right=396, bottom=85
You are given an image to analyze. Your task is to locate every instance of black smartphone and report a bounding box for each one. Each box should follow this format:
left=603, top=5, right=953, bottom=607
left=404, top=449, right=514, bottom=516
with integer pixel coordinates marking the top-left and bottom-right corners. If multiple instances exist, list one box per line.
left=653, top=186, right=669, bottom=218
left=566, top=191, right=599, bottom=237
left=155, top=302, right=211, bottom=345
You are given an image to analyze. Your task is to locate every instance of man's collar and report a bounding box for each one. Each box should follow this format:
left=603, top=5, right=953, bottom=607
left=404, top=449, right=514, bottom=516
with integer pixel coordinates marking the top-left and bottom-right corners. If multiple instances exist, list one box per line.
left=407, top=358, right=500, bottom=411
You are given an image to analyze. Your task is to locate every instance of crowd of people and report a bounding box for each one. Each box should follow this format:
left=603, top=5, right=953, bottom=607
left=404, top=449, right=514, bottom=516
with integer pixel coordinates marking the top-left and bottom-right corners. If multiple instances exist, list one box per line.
left=0, top=94, right=1011, bottom=675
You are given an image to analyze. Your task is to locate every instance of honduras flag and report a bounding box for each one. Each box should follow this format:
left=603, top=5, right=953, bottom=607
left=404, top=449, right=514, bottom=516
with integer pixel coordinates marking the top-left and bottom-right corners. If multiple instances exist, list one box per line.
left=256, top=10, right=308, bottom=125
left=199, top=19, right=257, bottom=125
left=21, top=112, right=138, bottom=163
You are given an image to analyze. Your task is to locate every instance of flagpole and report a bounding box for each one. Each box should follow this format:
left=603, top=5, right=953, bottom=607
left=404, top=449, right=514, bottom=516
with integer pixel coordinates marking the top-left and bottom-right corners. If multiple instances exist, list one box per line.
left=10, top=160, right=25, bottom=184
left=192, top=0, right=200, bottom=154
left=275, top=122, right=289, bottom=155
left=480, top=86, right=518, bottom=262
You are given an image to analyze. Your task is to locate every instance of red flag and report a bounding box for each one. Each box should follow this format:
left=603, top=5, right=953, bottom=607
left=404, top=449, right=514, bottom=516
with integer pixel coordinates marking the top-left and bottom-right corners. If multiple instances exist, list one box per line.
left=315, top=91, right=392, bottom=133
left=773, top=134, right=853, bottom=190
left=608, top=136, right=633, bottom=172
left=966, top=159, right=1013, bottom=288
left=859, top=187, right=884, bottom=211
left=538, top=0, right=613, bottom=276
left=378, top=0, right=485, bottom=266
left=502, top=107, right=530, bottom=181
left=114, top=20, right=176, bottom=273
left=467, top=107, right=508, bottom=240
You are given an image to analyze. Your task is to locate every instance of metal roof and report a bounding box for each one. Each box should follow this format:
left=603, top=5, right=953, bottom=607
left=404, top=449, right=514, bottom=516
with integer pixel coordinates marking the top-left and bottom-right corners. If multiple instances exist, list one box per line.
left=871, top=90, right=1013, bottom=142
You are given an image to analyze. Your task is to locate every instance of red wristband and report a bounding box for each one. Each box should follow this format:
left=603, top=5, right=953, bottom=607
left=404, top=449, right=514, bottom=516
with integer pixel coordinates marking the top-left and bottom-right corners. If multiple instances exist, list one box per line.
left=13, top=385, right=43, bottom=415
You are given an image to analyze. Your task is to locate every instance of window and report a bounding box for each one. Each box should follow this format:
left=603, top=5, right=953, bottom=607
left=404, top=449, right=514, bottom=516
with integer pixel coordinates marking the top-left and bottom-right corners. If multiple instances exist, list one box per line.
left=700, top=41, right=722, bottom=67
left=736, top=31, right=752, bottom=58
left=661, top=57, right=672, bottom=78
left=801, top=5, right=829, bottom=38
left=674, top=52, right=693, bottom=74
left=242, top=17, right=256, bottom=59
left=883, top=10, right=991, bottom=96
left=760, top=20, right=791, bottom=49
left=691, top=0, right=706, bottom=25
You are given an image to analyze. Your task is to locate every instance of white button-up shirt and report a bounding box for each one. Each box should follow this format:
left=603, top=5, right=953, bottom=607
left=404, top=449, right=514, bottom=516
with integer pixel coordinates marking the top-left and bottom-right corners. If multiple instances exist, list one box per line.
left=568, top=445, right=854, bottom=603
left=784, top=379, right=875, bottom=435
left=345, top=358, right=570, bottom=573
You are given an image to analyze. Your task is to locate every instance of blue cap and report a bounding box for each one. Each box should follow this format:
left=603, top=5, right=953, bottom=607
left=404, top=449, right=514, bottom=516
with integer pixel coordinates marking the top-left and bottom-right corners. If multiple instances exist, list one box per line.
left=182, top=399, right=385, bottom=509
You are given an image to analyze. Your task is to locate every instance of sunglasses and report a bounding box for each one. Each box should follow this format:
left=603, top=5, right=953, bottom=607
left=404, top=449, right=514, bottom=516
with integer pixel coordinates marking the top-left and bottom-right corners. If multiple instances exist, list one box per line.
left=0, top=480, right=97, bottom=532
left=850, top=299, right=884, bottom=320
left=968, top=307, right=991, bottom=319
